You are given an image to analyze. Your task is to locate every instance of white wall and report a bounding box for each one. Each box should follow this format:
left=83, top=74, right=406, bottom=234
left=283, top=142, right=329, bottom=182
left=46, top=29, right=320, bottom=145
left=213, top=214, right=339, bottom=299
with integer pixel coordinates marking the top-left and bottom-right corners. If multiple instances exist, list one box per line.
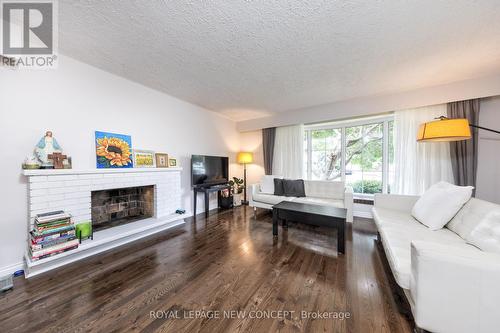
left=476, top=96, right=500, bottom=203
left=239, top=130, right=265, bottom=186
left=0, top=56, right=241, bottom=274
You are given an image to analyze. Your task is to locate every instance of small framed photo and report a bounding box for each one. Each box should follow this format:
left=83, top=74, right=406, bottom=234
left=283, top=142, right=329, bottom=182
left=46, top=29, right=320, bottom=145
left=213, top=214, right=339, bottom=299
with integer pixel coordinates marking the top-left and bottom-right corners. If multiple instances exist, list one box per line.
left=155, top=153, right=169, bottom=168
left=168, top=158, right=177, bottom=167
left=133, top=150, right=155, bottom=168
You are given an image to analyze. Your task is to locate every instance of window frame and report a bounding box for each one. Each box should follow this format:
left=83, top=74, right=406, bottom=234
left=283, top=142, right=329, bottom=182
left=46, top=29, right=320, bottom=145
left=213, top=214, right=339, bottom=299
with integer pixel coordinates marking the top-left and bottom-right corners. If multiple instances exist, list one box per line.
left=304, top=115, right=394, bottom=197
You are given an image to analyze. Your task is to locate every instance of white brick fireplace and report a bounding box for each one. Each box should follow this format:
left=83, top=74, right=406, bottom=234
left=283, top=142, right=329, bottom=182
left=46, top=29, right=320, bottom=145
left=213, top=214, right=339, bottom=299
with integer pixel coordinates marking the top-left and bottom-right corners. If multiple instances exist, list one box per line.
left=23, top=168, right=188, bottom=278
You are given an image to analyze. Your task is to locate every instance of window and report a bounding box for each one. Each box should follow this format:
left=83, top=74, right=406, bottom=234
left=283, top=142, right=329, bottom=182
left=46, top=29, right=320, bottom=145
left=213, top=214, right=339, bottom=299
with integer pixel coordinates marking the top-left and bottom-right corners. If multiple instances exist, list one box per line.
left=304, top=116, right=394, bottom=196
left=308, top=128, right=342, bottom=180
left=345, top=123, right=383, bottom=194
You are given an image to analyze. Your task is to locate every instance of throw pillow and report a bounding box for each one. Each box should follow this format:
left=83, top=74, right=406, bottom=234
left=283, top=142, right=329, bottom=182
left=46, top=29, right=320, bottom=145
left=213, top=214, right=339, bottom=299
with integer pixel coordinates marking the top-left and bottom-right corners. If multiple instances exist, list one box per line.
left=411, top=181, right=473, bottom=230
left=283, top=179, right=306, bottom=197
left=274, top=178, right=285, bottom=196
left=466, top=211, right=500, bottom=254
left=260, top=175, right=281, bottom=194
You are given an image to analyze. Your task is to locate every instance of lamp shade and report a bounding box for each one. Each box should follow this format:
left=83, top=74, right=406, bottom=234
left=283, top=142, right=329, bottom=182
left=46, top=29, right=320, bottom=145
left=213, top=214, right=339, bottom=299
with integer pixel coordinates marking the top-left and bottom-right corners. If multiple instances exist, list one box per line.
left=237, top=152, right=253, bottom=164
left=417, top=118, right=471, bottom=142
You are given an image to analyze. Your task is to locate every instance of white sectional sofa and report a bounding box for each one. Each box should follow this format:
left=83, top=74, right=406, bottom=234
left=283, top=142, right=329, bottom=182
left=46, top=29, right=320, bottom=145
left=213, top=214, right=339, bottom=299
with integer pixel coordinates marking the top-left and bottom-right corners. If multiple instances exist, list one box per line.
left=373, top=194, right=500, bottom=333
left=250, top=178, right=353, bottom=222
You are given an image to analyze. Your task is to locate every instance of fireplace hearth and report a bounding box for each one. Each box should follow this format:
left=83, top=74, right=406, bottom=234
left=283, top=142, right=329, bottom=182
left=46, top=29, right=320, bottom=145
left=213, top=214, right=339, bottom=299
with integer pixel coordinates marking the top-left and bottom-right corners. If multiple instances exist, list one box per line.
left=24, top=168, right=183, bottom=278
left=91, top=186, right=154, bottom=232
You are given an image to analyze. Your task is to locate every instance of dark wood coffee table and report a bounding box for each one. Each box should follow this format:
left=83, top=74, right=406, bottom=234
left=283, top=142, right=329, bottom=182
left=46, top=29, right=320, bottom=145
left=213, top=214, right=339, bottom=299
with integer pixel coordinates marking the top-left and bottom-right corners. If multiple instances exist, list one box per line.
left=272, top=201, right=347, bottom=254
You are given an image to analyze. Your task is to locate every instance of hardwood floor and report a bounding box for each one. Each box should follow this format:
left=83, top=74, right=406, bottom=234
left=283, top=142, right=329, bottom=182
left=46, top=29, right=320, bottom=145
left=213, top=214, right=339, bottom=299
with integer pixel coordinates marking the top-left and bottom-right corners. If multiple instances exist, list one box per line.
left=0, top=206, right=414, bottom=333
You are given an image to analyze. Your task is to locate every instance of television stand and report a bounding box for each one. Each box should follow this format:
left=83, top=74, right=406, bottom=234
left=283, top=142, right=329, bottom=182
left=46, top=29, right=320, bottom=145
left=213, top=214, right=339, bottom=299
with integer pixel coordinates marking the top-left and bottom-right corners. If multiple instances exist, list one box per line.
left=193, top=184, right=232, bottom=218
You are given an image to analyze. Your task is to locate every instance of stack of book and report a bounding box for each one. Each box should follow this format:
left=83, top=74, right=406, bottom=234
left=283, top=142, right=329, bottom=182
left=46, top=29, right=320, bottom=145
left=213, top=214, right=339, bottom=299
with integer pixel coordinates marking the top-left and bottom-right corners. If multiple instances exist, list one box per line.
left=29, top=211, right=79, bottom=261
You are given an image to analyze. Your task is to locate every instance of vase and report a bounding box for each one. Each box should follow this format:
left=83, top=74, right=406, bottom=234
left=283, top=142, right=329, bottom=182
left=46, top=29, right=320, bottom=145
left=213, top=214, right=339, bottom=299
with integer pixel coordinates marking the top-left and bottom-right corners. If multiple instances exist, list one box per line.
left=233, top=193, right=242, bottom=207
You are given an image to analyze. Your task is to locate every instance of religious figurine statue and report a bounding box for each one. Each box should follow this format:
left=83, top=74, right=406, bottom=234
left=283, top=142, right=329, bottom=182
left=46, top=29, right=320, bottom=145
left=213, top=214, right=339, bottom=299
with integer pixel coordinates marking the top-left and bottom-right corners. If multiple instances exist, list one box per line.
left=35, top=131, right=63, bottom=168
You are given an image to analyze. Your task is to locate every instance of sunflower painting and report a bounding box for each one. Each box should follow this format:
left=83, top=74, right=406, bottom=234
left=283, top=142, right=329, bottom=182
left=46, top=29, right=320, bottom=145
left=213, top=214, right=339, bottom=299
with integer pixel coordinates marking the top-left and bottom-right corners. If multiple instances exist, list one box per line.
left=95, top=131, right=133, bottom=168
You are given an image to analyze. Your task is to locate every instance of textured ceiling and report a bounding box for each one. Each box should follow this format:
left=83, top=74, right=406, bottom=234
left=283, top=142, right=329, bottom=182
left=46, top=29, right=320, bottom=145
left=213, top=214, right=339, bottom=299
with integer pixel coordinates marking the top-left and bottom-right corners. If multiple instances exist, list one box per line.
left=59, top=1, right=500, bottom=121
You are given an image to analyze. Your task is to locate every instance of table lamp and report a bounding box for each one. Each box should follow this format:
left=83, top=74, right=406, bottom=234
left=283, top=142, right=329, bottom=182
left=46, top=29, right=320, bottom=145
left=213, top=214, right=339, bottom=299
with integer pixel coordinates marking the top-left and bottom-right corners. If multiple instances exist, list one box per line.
left=237, top=152, right=253, bottom=205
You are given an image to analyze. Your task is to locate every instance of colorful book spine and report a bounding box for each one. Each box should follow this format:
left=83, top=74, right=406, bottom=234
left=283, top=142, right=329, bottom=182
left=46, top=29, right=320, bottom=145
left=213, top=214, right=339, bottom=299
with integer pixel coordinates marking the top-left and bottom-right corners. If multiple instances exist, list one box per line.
left=36, top=210, right=65, bottom=218
left=29, top=211, right=79, bottom=261
left=30, top=245, right=79, bottom=261
left=31, top=230, right=76, bottom=244
left=31, top=225, right=75, bottom=237
left=30, top=239, right=80, bottom=259
left=30, top=236, right=77, bottom=251
left=35, top=218, right=71, bottom=227
left=35, top=213, right=71, bottom=223
left=34, top=221, right=72, bottom=232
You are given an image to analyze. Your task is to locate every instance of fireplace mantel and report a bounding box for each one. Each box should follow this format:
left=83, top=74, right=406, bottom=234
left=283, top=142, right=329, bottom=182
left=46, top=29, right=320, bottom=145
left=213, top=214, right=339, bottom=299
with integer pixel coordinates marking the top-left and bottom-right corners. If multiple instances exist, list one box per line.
left=23, top=167, right=188, bottom=278
left=23, top=167, right=182, bottom=176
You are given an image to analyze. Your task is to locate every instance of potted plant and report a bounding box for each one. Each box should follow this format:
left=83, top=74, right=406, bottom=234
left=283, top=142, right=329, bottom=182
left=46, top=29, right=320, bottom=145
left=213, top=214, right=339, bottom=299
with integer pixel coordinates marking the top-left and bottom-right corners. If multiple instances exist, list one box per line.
left=229, top=177, right=244, bottom=206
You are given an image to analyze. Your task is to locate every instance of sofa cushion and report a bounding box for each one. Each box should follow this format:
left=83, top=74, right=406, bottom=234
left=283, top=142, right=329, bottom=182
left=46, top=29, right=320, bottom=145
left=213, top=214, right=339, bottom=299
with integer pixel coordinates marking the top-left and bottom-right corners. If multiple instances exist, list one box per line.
left=374, top=206, right=468, bottom=289
left=304, top=180, right=345, bottom=199
left=373, top=207, right=418, bottom=229
left=283, top=179, right=306, bottom=197
left=291, top=197, right=345, bottom=209
left=447, top=198, right=500, bottom=239
left=274, top=178, right=285, bottom=196
left=252, top=192, right=293, bottom=205
left=260, top=175, right=281, bottom=194
left=466, top=211, right=500, bottom=254
left=411, top=181, right=473, bottom=230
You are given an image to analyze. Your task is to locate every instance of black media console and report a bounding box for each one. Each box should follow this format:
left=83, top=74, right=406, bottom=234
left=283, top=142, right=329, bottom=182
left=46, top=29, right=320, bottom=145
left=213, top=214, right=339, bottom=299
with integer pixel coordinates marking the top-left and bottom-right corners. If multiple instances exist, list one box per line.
left=193, top=184, right=232, bottom=218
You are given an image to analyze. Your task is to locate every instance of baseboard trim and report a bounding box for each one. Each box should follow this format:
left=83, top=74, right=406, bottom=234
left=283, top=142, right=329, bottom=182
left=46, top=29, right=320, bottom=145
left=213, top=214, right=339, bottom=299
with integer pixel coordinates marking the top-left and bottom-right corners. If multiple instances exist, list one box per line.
left=0, top=262, right=24, bottom=277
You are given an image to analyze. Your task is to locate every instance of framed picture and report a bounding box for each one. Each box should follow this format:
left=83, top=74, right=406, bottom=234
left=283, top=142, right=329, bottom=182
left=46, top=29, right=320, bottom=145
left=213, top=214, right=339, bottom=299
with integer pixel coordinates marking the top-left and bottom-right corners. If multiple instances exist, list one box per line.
left=63, top=156, right=72, bottom=169
left=95, top=131, right=133, bottom=168
left=133, top=150, right=155, bottom=168
left=168, top=158, right=177, bottom=167
left=155, top=153, right=169, bottom=168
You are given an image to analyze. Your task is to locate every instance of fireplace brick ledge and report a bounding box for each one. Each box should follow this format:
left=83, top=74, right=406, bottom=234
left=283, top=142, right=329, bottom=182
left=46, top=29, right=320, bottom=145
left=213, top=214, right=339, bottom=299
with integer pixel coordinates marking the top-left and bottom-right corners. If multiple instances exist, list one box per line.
left=24, top=214, right=189, bottom=278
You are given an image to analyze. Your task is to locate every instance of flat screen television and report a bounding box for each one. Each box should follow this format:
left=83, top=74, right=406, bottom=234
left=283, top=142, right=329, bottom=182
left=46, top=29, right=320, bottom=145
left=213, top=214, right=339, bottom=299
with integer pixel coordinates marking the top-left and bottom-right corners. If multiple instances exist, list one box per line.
left=191, top=155, right=229, bottom=187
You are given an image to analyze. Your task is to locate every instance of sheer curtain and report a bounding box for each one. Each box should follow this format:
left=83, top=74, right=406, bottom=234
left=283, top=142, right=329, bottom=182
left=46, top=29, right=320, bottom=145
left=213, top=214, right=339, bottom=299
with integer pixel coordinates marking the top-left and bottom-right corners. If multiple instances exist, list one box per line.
left=393, top=104, right=454, bottom=195
left=272, top=124, right=304, bottom=179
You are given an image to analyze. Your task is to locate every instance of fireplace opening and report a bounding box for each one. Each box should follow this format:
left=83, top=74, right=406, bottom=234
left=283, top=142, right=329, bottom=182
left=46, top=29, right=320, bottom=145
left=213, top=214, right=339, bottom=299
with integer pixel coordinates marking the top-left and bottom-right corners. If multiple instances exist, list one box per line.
left=91, top=186, right=154, bottom=232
